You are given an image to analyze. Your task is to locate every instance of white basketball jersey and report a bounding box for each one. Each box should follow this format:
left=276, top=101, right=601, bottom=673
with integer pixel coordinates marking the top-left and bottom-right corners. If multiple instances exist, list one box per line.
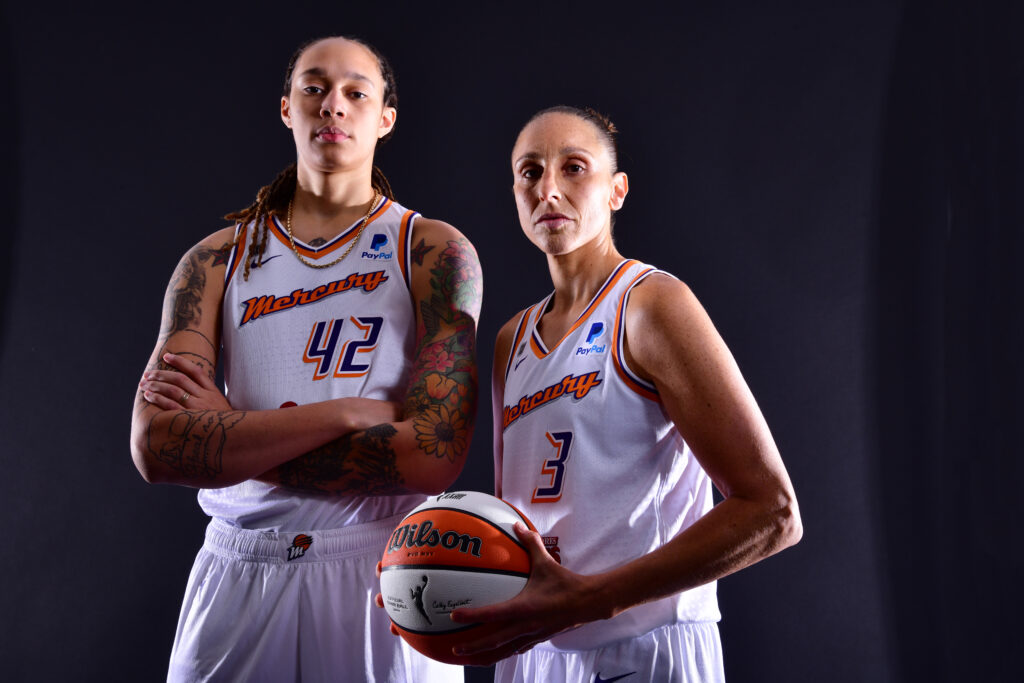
left=200, top=198, right=427, bottom=531
left=499, top=260, right=721, bottom=650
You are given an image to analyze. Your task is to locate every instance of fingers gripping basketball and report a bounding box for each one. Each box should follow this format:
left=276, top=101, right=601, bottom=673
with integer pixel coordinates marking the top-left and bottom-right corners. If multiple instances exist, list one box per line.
left=379, top=491, right=536, bottom=664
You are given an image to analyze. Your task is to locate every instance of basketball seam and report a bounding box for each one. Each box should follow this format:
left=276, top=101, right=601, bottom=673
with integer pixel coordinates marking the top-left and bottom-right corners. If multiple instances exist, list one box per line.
left=380, top=564, right=530, bottom=578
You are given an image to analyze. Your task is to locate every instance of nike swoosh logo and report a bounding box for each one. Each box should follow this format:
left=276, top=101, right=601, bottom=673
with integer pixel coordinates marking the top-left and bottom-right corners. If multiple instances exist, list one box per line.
left=253, top=254, right=282, bottom=268
left=594, top=673, right=636, bottom=683
left=514, top=356, right=527, bottom=372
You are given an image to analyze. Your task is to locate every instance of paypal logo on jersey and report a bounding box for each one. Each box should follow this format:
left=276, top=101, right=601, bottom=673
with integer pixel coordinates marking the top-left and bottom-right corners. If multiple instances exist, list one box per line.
left=575, top=321, right=607, bottom=356
left=362, top=233, right=393, bottom=260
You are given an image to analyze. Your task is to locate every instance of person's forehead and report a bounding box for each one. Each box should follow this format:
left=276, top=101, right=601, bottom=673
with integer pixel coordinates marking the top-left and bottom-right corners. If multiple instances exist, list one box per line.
left=295, top=38, right=379, bottom=79
left=513, top=113, right=606, bottom=159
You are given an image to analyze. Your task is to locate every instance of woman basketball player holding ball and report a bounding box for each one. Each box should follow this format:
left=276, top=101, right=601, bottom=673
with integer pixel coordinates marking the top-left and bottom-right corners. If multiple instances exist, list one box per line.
left=449, top=107, right=802, bottom=681
left=131, top=36, right=479, bottom=681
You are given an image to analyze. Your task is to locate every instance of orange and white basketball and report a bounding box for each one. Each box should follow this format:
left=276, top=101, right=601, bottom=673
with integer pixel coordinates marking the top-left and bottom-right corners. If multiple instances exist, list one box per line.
left=379, top=490, right=536, bottom=665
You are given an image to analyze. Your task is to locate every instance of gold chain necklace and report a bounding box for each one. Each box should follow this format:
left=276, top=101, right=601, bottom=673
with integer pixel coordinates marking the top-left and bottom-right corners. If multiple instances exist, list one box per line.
left=284, top=190, right=381, bottom=269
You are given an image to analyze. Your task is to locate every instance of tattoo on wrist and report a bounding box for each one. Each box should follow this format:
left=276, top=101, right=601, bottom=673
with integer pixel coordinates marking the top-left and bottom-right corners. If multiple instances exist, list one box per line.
left=276, top=424, right=404, bottom=494
left=147, top=410, right=245, bottom=479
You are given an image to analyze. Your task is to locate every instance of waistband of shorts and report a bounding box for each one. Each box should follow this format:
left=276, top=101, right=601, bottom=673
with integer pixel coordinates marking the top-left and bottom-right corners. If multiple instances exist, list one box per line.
left=203, top=513, right=407, bottom=564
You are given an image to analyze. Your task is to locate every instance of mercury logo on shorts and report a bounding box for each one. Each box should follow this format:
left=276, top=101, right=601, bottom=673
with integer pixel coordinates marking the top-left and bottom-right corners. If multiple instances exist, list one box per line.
left=575, top=321, right=607, bottom=356
left=287, top=534, right=313, bottom=561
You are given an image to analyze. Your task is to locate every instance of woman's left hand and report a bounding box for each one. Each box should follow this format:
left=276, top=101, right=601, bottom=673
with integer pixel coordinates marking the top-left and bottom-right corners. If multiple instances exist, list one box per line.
left=139, top=352, right=233, bottom=412
left=447, top=523, right=605, bottom=666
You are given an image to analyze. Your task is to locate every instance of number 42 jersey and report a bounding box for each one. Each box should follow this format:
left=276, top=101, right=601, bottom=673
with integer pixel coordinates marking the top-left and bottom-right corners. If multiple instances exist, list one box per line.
left=498, top=259, right=721, bottom=650
left=201, top=197, right=426, bottom=531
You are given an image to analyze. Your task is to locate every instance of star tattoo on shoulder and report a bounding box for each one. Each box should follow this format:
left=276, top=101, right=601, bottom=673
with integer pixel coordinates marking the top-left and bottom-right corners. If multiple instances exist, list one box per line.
left=411, top=238, right=435, bottom=266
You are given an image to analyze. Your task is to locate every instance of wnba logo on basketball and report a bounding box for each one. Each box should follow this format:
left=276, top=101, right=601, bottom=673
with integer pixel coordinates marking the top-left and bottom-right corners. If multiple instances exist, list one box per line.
left=386, top=520, right=483, bottom=557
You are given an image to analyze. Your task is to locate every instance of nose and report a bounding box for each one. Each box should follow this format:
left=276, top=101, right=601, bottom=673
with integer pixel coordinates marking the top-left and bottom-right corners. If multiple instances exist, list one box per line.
left=320, top=90, right=347, bottom=118
left=536, top=168, right=561, bottom=201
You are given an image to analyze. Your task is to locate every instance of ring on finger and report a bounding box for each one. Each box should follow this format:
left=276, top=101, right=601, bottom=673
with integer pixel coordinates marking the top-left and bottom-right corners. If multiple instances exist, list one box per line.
left=181, top=391, right=191, bottom=403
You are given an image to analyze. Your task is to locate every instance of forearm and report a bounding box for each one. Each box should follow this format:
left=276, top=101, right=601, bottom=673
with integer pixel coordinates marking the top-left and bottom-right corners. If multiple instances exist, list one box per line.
left=257, top=228, right=483, bottom=497
left=130, top=399, right=363, bottom=488
left=592, top=493, right=802, bottom=620
left=256, top=414, right=468, bottom=496
left=259, top=325, right=478, bottom=496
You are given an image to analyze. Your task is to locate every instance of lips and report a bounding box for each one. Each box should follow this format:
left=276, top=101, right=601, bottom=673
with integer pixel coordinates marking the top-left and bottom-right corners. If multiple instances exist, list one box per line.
left=316, top=126, right=350, bottom=142
left=536, top=212, right=571, bottom=228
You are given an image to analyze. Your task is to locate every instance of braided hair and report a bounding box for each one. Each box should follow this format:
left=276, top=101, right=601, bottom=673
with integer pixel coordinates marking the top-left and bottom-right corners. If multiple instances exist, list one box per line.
left=225, top=36, right=398, bottom=280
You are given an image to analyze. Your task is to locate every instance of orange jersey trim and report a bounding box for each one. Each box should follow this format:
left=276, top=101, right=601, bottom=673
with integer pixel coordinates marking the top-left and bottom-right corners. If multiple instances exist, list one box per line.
left=224, top=222, right=248, bottom=286
left=504, top=304, right=537, bottom=381
left=267, top=198, right=393, bottom=259
left=529, top=260, right=639, bottom=359
left=611, top=267, right=660, bottom=401
left=397, top=210, right=416, bottom=289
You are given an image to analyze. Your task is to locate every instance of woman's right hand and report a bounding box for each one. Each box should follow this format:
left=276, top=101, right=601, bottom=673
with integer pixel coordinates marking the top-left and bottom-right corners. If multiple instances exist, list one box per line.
left=140, top=352, right=233, bottom=412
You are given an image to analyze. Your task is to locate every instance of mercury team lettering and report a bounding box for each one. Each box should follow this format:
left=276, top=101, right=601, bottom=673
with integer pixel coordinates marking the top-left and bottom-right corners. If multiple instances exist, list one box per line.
left=502, top=371, right=602, bottom=430
left=239, top=270, right=388, bottom=326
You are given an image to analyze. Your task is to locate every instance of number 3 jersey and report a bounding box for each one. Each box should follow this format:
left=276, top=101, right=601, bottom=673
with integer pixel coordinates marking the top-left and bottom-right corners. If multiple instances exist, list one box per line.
left=498, top=259, right=721, bottom=650
left=199, top=197, right=426, bottom=531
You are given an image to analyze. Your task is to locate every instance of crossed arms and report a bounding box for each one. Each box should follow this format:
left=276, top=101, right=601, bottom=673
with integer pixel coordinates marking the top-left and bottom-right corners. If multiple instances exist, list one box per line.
left=129, top=218, right=481, bottom=495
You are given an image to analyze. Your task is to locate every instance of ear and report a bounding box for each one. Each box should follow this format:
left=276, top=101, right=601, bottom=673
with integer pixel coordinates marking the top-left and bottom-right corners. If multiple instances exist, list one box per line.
left=281, top=96, right=293, bottom=129
left=609, top=172, right=629, bottom=211
left=378, top=106, right=397, bottom=139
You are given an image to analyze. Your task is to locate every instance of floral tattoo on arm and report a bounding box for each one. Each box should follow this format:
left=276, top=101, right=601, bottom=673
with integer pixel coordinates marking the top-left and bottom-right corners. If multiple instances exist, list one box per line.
left=407, top=237, right=481, bottom=462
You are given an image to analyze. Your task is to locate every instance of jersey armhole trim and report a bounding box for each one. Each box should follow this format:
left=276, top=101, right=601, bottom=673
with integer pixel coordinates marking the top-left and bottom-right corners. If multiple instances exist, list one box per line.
left=224, top=222, right=247, bottom=288
left=504, top=305, right=536, bottom=382
left=399, top=210, right=419, bottom=291
left=612, top=267, right=662, bottom=401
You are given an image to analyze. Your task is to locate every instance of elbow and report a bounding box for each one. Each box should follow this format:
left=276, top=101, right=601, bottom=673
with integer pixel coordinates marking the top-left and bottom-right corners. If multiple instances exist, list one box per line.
left=404, top=450, right=467, bottom=496
left=410, top=462, right=463, bottom=496
left=772, top=491, right=803, bottom=551
left=129, top=429, right=164, bottom=485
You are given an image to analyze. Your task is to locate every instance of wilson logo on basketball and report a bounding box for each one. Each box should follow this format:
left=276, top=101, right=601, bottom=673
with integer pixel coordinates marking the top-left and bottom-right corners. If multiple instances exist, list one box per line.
left=502, top=371, right=603, bottom=430
left=387, top=520, right=482, bottom=557
left=287, top=534, right=313, bottom=561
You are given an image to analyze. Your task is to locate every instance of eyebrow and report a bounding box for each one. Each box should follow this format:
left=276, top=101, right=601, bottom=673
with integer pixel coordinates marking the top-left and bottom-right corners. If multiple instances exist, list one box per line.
left=514, top=146, right=595, bottom=165
left=297, top=67, right=376, bottom=87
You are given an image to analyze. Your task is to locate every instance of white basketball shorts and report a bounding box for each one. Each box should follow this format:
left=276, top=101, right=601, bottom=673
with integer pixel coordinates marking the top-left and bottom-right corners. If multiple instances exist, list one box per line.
left=494, top=621, right=724, bottom=683
left=167, top=515, right=463, bottom=683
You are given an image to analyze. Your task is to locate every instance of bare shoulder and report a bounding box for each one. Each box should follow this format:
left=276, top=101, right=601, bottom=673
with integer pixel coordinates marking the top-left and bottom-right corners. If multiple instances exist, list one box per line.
left=411, top=216, right=469, bottom=243
left=626, top=272, right=706, bottom=332
left=623, top=272, right=722, bottom=380
left=184, top=225, right=239, bottom=267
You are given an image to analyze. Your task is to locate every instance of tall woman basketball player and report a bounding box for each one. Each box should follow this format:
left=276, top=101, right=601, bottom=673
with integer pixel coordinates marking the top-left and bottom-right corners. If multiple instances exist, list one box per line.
left=449, top=107, right=802, bottom=681
left=130, top=36, right=479, bottom=682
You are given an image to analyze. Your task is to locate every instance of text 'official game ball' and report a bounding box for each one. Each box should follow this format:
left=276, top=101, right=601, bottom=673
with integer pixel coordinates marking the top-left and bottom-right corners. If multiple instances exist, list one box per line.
left=380, top=490, right=536, bottom=665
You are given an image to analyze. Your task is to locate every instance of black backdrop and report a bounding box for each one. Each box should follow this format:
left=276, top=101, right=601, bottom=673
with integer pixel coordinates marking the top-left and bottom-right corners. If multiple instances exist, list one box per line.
left=0, top=1, right=1019, bottom=681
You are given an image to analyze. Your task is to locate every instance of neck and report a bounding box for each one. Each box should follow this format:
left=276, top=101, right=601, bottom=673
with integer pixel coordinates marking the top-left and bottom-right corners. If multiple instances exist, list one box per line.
left=290, top=159, right=379, bottom=242
left=546, top=233, right=624, bottom=312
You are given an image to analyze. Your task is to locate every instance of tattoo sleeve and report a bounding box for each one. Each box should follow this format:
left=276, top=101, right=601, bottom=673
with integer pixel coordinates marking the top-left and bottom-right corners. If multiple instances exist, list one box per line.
left=134, top=241, right=234, bottom=480
left=134, top=242, right=230, bottom=412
